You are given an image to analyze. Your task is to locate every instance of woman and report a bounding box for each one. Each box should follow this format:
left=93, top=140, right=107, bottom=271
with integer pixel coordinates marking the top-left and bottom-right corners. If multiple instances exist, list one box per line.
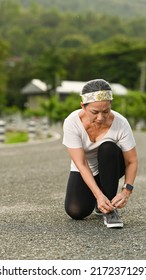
left=63, top=79, right=138, bottom=228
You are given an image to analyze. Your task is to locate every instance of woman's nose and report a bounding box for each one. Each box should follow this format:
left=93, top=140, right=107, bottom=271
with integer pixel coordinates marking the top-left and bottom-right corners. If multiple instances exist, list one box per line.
left=96, top=113, right=104, bottom=121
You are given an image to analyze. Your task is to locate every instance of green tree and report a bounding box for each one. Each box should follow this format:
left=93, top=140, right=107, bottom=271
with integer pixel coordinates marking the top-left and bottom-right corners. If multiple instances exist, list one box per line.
left=41, top=94, right=81, bottom=123
left=125, top=91, right=146, bottom=124
left=0, top=39, right=9, bottom=114
left=112, top=91, right=146, bottom=128
left=6, top=55, right=37, bottom=109
left=34, top=47, right=67, bottom=90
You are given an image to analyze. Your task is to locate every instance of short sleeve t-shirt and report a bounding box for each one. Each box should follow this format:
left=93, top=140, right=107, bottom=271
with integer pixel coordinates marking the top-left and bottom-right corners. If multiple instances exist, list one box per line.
left=63, top=109, right=136, bottom=176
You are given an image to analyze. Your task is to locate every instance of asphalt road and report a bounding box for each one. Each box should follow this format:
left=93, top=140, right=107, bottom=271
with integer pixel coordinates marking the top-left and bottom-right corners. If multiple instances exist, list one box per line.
left=0, top=128, right=146, bottom=260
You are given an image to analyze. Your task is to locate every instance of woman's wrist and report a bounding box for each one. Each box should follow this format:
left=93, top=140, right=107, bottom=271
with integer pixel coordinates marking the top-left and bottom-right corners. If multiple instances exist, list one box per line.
left=93, top=186, right=103, bottom=199
left=122, top=183, right=134, bottom=192
left=121, top=188, right=132, bottom=198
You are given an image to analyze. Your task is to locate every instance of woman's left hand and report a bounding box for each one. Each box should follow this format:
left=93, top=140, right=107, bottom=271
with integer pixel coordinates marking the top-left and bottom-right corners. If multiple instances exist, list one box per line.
left=111, top=189, right=131, bottom=209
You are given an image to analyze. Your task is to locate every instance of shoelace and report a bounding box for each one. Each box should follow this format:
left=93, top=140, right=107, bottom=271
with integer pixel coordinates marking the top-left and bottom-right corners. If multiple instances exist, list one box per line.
left=107, top=210, right=119, bottom=220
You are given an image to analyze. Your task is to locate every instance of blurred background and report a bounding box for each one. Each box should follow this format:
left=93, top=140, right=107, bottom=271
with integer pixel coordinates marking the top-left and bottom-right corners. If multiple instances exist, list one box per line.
left=0, top=0, right=146, bottom=143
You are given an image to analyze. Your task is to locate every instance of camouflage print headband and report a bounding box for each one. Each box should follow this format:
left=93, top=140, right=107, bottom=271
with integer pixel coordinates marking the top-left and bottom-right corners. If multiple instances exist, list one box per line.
left=80, top=90, right=113, bottom=104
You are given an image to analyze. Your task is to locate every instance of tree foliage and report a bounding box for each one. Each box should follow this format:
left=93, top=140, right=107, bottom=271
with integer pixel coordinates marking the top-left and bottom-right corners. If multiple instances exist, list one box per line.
left=0, top=0, right=146, bottom=123
left=3, top=0, right=146, bottom=19
left=40, top=94, right=81, bottom=123
left=0, top=39, right=9, bottom=114
left=112, top=91, right=146, bottom=128
left=38, top=91, right=146, bottom=128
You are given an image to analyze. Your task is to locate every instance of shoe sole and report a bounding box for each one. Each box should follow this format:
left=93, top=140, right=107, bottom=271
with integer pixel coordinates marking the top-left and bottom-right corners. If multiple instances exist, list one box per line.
left=104, top=220, right=123, bottom=228
left=95, top=210, right=103, bottom=216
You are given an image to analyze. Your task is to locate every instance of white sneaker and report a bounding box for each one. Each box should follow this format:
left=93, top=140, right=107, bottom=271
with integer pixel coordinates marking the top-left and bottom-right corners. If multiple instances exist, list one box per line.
left=94, top=206, right=103, bottom=216
left=103, top=209, right=123, bottom=228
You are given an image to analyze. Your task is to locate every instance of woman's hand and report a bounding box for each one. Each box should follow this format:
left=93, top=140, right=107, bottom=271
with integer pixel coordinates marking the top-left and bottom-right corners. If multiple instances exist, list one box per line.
left=97, top=193, right=115, bottom=214
left=111, top=189, right=131, bottom=209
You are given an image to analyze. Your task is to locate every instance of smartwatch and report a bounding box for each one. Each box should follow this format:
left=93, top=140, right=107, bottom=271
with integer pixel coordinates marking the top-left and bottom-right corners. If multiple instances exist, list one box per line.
left=122, top=183, right=134, bottom=192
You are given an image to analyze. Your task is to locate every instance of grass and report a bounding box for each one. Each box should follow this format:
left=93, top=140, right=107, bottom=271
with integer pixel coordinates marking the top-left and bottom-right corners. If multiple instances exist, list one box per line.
left=6, top=131, right=28, bottom=144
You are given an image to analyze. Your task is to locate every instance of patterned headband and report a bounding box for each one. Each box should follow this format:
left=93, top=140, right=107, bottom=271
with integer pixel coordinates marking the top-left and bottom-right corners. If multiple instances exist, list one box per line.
left=80, top=90, right=113, bottom=104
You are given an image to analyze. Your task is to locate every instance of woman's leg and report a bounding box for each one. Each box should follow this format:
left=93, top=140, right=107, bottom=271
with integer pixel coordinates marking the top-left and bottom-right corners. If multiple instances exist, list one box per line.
left=65, top=171, right=96, bottom=220
left=97, top=141, right=125, bottom=200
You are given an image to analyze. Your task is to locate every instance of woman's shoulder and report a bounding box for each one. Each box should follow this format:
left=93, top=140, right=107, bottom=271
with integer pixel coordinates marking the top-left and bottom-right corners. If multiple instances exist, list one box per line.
left=112, top=110, right=132, bottom=134
left=63, top=109, right=82, bottom=130
left=64, top=109, right=81, bottom=123
left=66, top=109, right=81, bottom=118
left=112, top=110, right=128, bottom=123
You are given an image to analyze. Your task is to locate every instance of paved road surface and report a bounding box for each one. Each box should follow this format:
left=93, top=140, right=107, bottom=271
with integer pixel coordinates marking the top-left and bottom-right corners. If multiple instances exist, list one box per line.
left=0, top=128, right=146, bottom=260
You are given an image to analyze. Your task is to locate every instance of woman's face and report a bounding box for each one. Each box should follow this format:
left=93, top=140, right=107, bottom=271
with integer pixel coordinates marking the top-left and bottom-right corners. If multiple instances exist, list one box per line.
left=81, top=100, right=111, bottom=124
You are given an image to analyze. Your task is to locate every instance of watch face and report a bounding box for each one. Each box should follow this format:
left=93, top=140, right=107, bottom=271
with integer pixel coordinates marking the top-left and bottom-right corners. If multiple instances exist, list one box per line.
left=126, top=184, right=133, bottom=191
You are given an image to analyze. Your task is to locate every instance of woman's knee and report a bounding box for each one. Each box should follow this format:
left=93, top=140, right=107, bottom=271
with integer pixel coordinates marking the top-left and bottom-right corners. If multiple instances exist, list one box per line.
left=65, top=203, right=92, bottom=220
left=98, top=141, right=120, bottom=160
left=99, top=141, right=117, bottom=152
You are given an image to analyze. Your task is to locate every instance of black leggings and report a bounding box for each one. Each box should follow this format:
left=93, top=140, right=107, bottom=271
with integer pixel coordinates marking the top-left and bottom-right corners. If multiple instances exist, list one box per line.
left=65, top=141, right=125, bottom=220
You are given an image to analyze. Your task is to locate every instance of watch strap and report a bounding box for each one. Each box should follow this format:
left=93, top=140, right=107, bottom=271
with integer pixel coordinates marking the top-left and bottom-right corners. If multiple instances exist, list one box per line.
left=122, top=183, right=134, bottom=191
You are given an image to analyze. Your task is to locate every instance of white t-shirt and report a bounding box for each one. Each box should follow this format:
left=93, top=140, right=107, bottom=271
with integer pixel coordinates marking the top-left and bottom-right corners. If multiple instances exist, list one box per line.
left=63, top=109, right=136, bottom=176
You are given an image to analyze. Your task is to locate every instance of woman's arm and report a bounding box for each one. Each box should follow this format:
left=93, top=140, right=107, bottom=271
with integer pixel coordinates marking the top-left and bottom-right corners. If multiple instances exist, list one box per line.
left=112, top=147, right=138, bottom=208
left=123, top=147, right=138, bottom=186
left=67, top=147, right=114, bottom=213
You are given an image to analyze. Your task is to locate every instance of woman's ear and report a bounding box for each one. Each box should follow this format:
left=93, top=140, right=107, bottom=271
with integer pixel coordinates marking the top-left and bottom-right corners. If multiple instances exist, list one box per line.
left=80, top=102, right=85, bottom=110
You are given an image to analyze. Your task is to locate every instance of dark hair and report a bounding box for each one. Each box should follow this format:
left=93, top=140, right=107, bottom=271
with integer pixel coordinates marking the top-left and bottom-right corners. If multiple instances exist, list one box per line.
left=82, top=79, right=111, bottom=95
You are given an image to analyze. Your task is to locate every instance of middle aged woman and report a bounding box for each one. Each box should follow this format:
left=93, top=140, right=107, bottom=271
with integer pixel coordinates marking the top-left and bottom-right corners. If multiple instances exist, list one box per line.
left=63, top=79, right=138, bottom=228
